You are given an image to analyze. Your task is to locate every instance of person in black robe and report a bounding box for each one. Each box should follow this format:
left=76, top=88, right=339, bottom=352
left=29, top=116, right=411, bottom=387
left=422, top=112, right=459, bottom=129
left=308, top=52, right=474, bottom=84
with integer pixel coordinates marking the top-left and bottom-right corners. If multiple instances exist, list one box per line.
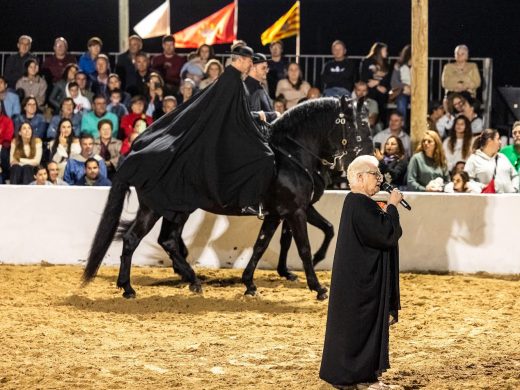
left=320, top=155, right=403, bottom=390
left=245, top=53, right=280, bottom=136
left=117, top=46, right=275, bottom=220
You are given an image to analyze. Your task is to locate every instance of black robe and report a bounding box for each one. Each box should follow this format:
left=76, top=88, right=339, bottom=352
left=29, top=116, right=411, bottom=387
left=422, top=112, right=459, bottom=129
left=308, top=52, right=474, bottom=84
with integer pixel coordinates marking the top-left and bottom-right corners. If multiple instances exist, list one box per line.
left=319, top=192, right=401, bottom=387
left=117, top=65, right=275, bottom=219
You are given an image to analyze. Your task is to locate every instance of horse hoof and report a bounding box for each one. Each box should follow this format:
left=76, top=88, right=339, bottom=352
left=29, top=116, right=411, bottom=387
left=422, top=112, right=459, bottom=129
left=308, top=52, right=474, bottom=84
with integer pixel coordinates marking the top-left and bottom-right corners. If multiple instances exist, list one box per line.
left=189, top=283, right=202, bottom=293
left=284, top=272, right=298, bottom=282
left=244, top=288, right=256, bottom=297
left=123, top=291, right=136, bottom=299
left=317, top=291, right=328, bottom=301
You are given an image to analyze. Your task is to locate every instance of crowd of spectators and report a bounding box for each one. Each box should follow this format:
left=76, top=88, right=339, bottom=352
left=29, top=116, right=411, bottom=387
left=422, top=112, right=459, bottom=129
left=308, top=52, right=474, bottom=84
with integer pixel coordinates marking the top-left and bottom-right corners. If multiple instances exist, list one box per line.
left=0, top=33, right=518, bottom=193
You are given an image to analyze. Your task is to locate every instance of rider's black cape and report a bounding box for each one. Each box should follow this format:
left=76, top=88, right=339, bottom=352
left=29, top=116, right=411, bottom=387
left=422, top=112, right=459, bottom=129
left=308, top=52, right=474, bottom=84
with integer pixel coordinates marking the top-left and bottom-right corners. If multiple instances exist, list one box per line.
left=117, top=65, right=275, bottom=220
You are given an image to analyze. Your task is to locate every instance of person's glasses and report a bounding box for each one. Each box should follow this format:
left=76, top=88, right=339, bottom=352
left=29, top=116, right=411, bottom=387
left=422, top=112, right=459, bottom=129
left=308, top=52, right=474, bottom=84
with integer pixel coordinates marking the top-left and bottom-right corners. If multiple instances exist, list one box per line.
left=365, top=170, right=383, bottom=181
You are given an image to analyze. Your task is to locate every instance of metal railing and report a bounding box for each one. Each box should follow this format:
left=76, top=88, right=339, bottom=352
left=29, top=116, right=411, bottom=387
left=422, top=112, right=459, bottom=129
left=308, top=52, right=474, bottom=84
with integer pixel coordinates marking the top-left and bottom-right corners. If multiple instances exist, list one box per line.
left=1, top=51, right=493, bottom=127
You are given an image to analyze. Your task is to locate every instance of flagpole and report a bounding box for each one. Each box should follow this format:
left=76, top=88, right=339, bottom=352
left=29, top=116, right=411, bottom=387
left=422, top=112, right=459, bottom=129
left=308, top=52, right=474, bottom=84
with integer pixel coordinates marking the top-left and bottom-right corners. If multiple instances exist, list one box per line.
left=167, top=0, right=171, bottom=35
left=234, top=0, right=238, bottom=37
left=295, top=1, right=300, bottom=64
left=118, top=0, right=129, bottom=52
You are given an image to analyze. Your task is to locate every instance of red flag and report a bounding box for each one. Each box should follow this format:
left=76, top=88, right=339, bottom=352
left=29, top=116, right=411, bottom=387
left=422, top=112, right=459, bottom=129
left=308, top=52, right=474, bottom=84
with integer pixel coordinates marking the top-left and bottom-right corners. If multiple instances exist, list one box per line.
left=173, top=3, right=236, bottom=49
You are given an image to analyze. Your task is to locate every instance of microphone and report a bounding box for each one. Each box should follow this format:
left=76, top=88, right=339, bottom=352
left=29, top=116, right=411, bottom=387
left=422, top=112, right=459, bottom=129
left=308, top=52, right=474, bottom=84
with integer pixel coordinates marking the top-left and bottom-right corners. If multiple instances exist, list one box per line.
left=380, top=182, right=412, bottom=211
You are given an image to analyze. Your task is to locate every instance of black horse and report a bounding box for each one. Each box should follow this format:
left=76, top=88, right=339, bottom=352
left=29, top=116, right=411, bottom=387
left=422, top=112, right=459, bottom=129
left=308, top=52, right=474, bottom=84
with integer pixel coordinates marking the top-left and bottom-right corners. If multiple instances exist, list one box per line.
left=82, top=96, right=373, bottom=300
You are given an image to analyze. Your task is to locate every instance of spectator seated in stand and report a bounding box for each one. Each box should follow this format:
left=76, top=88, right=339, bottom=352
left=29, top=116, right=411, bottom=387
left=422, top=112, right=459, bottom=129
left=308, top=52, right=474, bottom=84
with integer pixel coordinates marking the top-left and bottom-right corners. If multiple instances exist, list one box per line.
left=275, top=62, right=311, bottom=109
left=444, top=169, right=480, bottom=193
left=106, top=73, right=131, bottom=108
left=66, top=81, right=92, bottom=114
left=115, top=34, right=143, bottom=92
left=199, top=59, right=224, bottom=90
left=47, top=97, right=82, bottom=139
left=266, top=40, right=289, bottom=99
left=106, top=89, right=128, bottom=121
left=80, top=95, right=118, bottom=139
left=76, top=157, right=111, bottom=186
left=29, top=165, right=52, bottom=185
left=372, top=111, right=411, bottom=158
left=390, top=44, right=412, bottom=125
left=426, top=100, right=445, bottom=134
left=0, top=76, right=21, bottom=118
left=120, top=95, right=153, bottom=139
left=441, top=44, right=481, bottom=102
left=90, top=54, right=111, bottom=98
left=273, top=96, right=287, bottom=115
left=464, top=128, right=519, bottom=193
left=74, top=71, right=94, bottom=104
left=63, top=132, right=107, bottom=185
left=151, top=34, right=186, bottom=95
left=13, top=96, right=47, bottom=139
left=146, top=72, right=166, bottom=118
left=10, top=122, right=42, bottom=184
left=78, top=37, right=103, bottom=77
left=180, top=44, right=214, bottom=88
left=351, top=81, right=380, bottom=135
left=120, top=117, right=147, bottom=156
left=93, top=119, right=122, bottom=180
left=48, top=63, right=78, bottom=113
left=500, top=121, right=520, bottom=172
left=46, top=161, right=68, bottom=185
left=3, top=35, right=36, bottom=89
left=374, top=135, right=408, bottom=188
left=48, top=118, right=80, bottom=179
left=461, top=99, right=483, bottom=135
left=41, top=37, right=77, bottom=85
left=436, top=93, right=467, bottom=138
left=360, top=42, right=391, bottom=123
left=407, top=130, right=450, bottom=192
left=15, top=58, right=47, bottom=111
left=321, top=40, right=356, bottom=98
left=442, top=115, right=474, bottom=171
left=161, top=95, right=177, bottom=116
left=0, top=101, right=15, bottom=183
left=178, top=78, right=197, bottom=104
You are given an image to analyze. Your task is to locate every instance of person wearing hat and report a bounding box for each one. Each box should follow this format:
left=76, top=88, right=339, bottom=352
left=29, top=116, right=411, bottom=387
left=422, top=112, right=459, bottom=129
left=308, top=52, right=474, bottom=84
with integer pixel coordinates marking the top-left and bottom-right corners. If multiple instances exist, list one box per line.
left=117, top=44, right=275, bottom=218
left=42, top=37, right=77, bottom=84
left=115, top=35, right=143, bottom=91
left=245, top=53, right=280, bottom=136
left=79, top=37, right=103, bottom=77
left=151, top=35, right=186, bottom=95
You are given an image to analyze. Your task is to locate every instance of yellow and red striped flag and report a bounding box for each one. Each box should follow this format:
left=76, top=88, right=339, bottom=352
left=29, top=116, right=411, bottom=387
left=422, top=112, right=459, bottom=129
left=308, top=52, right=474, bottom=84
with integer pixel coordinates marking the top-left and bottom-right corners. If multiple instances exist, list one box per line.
left=260, top=1, right=300, bottom=46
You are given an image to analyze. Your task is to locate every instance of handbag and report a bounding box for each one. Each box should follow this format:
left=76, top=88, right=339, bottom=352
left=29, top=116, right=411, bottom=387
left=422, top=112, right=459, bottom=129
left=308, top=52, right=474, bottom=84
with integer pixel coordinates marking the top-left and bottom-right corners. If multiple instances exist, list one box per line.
left=481, top=156, right=499, bottom=193
left=388, top=87, right=403, bottom=103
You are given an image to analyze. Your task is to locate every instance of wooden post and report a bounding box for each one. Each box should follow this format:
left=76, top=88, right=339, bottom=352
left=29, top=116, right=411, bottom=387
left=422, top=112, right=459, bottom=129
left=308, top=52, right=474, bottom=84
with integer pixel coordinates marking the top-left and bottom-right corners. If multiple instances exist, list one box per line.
left=411, top=0, right=428, bottom=151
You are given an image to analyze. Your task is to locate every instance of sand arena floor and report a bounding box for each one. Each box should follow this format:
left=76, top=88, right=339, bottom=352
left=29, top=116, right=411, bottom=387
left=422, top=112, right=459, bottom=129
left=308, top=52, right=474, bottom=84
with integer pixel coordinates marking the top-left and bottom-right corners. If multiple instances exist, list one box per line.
left=0, top=264, right=519, bottom=389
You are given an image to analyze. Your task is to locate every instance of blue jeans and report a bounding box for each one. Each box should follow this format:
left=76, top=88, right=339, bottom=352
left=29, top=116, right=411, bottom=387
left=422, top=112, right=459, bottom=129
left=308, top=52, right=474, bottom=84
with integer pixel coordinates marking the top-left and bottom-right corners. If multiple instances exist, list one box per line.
left=396, top=94, right=410, bottom=125
left=323, top=87, right=351, bottom=98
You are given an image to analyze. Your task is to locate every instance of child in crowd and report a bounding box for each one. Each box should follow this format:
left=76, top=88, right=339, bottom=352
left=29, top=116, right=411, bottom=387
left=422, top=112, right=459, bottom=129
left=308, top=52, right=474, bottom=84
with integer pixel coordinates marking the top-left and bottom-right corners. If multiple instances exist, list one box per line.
left=29, top=165, right=51, bottom=185
left=107, top=89, right=128, bottom=121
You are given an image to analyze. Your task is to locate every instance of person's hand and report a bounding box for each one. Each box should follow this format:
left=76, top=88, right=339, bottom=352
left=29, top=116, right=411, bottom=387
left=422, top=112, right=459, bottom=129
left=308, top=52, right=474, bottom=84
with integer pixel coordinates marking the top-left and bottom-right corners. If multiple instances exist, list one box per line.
left=367, top=79, right=379, bottom=88
left=10, top=160, right=19, bottom=166
left=403, top=85, right=411, bottom=95
left=375, top=70, right=386, bottom=78
left=275, top=111, right=282, bottom=118
left=387, top=188, right=403, bottom=207
left=374, top=148, right=384, bottom=161
left=156, top=87, right=164, bottom=98
left=59, top=133, right=67, bottom=146
left=376, top=85, right=387, bottom=94
left=258, top=111, right=267, bottom=122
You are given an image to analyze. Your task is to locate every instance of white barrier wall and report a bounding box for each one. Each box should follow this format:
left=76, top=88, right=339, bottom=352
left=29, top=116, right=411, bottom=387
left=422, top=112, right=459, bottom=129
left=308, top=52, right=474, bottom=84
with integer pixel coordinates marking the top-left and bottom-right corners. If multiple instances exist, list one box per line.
left=1, top=186, right=519, bottom=274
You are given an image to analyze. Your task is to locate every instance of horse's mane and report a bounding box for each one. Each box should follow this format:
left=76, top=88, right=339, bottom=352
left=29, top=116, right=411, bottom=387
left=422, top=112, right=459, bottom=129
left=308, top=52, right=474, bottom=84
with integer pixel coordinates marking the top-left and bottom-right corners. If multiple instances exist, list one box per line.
left=270, top=98, right=341, bottom=145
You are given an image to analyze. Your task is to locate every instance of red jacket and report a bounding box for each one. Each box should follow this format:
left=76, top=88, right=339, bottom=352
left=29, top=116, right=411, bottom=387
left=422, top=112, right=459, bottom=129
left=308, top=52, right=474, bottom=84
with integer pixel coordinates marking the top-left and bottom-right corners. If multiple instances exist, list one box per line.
left=0, top=115, right=14, bottom=149
left=120, top=113, right=153, bottom=138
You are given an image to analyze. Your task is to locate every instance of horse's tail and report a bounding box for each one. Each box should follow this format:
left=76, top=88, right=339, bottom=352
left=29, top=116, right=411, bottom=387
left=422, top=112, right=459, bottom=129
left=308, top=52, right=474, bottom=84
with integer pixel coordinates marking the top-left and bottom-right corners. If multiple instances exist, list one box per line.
left=82, top=177, right=130, bottom=284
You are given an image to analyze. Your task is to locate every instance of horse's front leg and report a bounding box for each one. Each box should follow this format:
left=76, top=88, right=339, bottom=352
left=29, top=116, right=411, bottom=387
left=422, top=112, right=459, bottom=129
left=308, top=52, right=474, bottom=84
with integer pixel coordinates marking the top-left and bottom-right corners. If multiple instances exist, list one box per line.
left=286, top=209, right=328, bottom=300
left=241, top=215, right=281, bottom=296
left=306, top=205, right=334, bottom=267
left=276, top=220, right=298, bottom=281
left=118, top=206, right=160, bottom=298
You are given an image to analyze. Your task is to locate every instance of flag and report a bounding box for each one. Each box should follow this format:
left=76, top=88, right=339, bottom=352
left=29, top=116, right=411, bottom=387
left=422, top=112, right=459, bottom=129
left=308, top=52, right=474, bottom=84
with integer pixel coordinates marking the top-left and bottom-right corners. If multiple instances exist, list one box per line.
left=173, top=3, right=236, bottom=49
left=260, top=1, right=300, bottom=46
left=134, top=0, right=171, bottom=39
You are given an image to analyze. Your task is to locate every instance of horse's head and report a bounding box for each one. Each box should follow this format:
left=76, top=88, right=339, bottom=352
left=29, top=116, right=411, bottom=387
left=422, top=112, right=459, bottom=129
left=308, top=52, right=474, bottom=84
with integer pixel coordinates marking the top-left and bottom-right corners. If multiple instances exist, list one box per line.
left=326, top=95, right=374, bottom=172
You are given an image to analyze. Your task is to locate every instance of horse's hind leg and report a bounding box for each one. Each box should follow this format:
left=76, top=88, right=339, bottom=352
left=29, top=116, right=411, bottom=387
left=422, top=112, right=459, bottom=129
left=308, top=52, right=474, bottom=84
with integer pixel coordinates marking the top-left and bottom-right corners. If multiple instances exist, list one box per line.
left=286, top=209, right=328, bottom=301
left=158, top=212, right=202, bottom=293
left=306, top=205, right=334, bottom=267
left=242, top=215, right=281, bottom=296
left=118, top=205, right=160, bottom=298
left=277, top=220, right=298, bottom=281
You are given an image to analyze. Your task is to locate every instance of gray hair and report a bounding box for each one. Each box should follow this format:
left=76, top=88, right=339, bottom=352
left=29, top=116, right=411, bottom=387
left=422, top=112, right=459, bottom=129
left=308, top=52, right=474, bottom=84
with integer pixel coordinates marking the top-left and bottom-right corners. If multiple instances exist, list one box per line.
left=346, top=155, right=379, bottom=184
left=454, top=44, right=469, bottom=55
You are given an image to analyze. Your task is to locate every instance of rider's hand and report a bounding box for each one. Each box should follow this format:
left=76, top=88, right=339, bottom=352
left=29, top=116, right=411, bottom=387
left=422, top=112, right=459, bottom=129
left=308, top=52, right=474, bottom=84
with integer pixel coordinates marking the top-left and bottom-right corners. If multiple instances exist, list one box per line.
left=258, top=111, right=267, bottom=122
